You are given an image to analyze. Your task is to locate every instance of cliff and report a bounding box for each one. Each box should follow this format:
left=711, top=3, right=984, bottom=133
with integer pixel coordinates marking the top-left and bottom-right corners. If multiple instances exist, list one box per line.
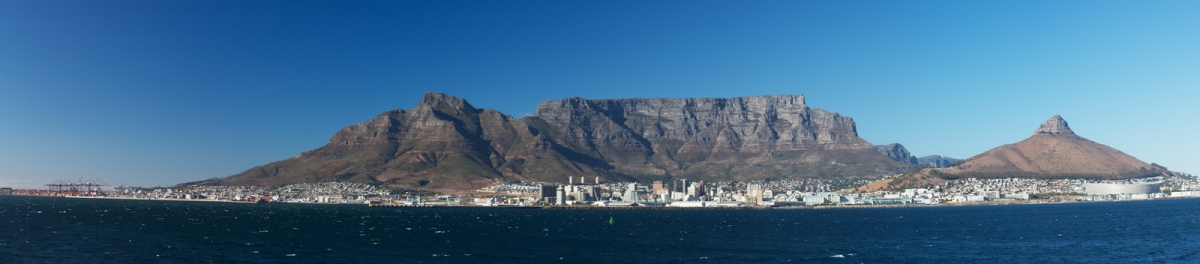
left=524, top=95, right=907, bottom=181
left=875, top=143, right=918, bottom=165
left=917, top=155, right=961, bottom=168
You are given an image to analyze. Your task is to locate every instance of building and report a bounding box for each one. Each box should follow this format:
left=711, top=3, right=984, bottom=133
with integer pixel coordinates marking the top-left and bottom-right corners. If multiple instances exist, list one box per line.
left=1083, top=182, right=1161, bottom=195
left=966, top=195, right=988, bottom=202
left=746, top=184, right=763, bottom=206
left=555, top=186, right=565, bottom=205
left=0, top=188, right=11, bottom=195
left=803, top=195, right=825, bottom=205
left=540, top=184, right=557, bottom=200
left=624, top=183, right=638, bottom=202
left=982, top=191, right=1000, bottom=201
left=668, top=201, right=706, bottom=207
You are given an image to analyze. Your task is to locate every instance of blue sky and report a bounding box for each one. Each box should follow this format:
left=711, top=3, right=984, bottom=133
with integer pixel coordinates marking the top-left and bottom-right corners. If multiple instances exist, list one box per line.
left=1, top=1, right=1197, bottom=188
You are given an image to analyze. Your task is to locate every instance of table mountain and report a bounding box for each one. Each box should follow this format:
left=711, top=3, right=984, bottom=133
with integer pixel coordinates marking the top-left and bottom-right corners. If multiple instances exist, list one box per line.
left=525, top=95, right=910, bottom=182
left=205, top=92, right=912, bottom=189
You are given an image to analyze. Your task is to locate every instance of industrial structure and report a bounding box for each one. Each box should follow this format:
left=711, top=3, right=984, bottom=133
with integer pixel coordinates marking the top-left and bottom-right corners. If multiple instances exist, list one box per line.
left=44, top=175, right=110, bottom=196
left=1082, top=181, right=1162, bottom=195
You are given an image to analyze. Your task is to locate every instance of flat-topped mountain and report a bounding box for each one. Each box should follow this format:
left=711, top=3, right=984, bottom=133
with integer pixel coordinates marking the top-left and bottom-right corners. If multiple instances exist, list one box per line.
left=526, top=95, right=907, bottom=181
left=205, top=92, right=913, bottom=189
left=937, top=115, right=1163, bottom=179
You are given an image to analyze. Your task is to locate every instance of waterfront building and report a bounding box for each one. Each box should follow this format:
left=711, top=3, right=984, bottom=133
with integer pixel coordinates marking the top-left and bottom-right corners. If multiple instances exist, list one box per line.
left=556, top=186, right=565, bottom=205
left=540, top=184, right=557, bottom=200
left=982, top=191, right=1000, bottom=201
left=624, top=183, right=637, bottom=202
left=803, top=195, right=825, bottom=205
left=1171, top=191, right=1200, bottom=197
left=746, top=184, right=763, bottom=206
left=1082, top=182, right=1162, bottom=195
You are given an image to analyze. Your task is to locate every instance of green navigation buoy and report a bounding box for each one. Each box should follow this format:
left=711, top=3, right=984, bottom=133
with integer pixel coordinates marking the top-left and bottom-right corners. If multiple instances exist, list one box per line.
left=609, top=217, right=614, bottom=225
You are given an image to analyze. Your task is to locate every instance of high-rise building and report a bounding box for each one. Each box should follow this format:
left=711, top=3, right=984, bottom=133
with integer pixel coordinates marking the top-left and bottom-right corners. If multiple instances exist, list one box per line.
left=555, top=186, right=565, bottom=205
left=540, top=184, right=557, bottom=199
left=624, top=183, right=637, bottom=202
left=747, top=184, right=763, bottom=206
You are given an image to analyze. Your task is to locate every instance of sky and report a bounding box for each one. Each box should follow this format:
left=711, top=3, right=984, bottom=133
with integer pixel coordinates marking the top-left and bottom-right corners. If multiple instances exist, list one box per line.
left=1, top=0, right=1197, bottom=188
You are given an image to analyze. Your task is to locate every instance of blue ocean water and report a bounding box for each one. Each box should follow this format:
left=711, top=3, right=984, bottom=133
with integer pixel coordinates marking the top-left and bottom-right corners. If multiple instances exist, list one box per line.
left=2, top=196, right=1199, bottom=263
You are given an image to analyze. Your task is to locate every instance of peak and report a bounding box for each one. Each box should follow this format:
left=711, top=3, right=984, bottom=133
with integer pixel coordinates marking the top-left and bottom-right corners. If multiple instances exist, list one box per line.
left=1033, top=115, right=1075, bottom=136
left=419, top=92, right=476, bottom=111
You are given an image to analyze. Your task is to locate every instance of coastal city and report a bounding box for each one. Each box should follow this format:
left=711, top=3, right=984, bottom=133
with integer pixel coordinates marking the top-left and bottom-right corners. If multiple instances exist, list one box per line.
left=3, top=172, right=1198, bottom=208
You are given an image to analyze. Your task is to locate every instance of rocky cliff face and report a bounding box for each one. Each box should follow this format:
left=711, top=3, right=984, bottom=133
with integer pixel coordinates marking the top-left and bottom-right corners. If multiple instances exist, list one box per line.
left=875, top=143, right=959, bottom=168
left=525, top=95, right=902, bottom=181
left=1033, top=115, right=1075, bottom=136
left=209, top=92, right=912, bottom=189
left=917, top=155, right=960, bottom=168
left=875, top=143, right=918, bottom=165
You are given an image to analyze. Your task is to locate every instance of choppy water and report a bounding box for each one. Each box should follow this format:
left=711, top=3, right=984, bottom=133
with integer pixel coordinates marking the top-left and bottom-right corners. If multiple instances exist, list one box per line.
left=2, top=196, right=1199, bottom=263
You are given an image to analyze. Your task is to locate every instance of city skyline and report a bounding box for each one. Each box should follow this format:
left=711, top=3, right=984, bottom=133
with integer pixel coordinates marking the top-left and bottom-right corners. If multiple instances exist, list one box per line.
left=2, top=1, right=1198, bottom=188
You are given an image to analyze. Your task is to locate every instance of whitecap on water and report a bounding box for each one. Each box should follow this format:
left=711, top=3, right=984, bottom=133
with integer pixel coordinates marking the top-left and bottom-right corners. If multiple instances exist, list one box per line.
left=831, top=254, right=844, bottom=258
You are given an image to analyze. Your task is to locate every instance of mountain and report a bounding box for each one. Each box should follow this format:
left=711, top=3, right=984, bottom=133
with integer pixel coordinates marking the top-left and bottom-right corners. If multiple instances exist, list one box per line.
left=916, top=155, right=960, bottom=168
left=525, top=95, right=911, bottom=182
left=205, top=92, right=913, bottom=189
left=875, top=143, right=918, bottom=165
left=935, top=115, right=1164, bottom=180
left=875, top=143, right=959, bottom=168
left=206, top=92, right=625, bottom=190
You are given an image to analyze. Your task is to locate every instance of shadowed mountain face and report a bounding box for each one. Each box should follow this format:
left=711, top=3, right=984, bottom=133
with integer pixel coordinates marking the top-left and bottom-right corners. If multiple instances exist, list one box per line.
left=937, top=115, right=1163, bottom=180
left=917, top=155, right=960, bottom=168
left=207, top=92, right=912, bottom=189
left=875, top=143, right=959, bottom=168
left=875, top=143, right=918, bottom=165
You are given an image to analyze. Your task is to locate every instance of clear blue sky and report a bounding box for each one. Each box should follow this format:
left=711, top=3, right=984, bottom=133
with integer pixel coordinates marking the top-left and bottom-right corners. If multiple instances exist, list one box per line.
left=1, top=1, right=1197, bottom=188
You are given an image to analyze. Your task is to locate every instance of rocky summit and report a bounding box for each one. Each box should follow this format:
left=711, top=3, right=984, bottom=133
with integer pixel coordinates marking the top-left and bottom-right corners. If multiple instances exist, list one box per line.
left=875, top=143, right=918, bottom=165
left=206, top=92, right=913, bottom=189
left=1033, top=115, right=1075, bottom=136
left=937, top=115, right=1163, bottom=180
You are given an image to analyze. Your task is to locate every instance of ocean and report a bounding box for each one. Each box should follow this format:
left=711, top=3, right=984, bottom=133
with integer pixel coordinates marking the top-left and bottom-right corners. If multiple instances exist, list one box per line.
left=2, top=195, right=1199, bottom=263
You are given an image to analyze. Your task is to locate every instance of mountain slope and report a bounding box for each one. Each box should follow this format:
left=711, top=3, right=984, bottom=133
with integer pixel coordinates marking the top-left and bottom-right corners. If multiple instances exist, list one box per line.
left=937, top=115, right=1163, bottom=179
left=207, top=92, right=913, bottom=189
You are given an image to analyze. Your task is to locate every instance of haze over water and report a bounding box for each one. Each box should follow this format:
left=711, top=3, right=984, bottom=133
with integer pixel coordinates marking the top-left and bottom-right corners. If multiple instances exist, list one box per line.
left=3, top=196, right=1199, bottom=263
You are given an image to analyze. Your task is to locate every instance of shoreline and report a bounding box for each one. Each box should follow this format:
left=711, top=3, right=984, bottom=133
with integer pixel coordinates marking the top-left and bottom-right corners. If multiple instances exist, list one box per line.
left=63, top=195, right=256, bottom=204
left=6, top=194, right=1196, bottom=209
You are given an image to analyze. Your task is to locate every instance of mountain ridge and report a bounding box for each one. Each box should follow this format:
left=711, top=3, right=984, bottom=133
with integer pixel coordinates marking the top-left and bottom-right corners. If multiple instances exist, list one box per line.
left=204, top=92, right=913, bottom=189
